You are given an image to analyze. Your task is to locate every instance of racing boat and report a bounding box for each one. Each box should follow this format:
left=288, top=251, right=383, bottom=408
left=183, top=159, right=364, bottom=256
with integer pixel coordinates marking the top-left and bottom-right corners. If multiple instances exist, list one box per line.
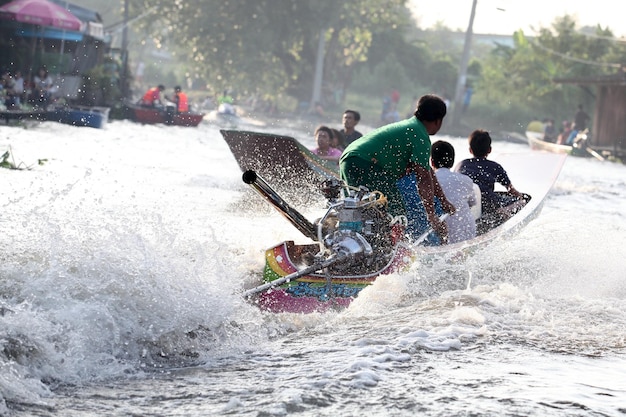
left=223, top=130, right=566, bottom=313
left=240, top=170, right=416, bottom=313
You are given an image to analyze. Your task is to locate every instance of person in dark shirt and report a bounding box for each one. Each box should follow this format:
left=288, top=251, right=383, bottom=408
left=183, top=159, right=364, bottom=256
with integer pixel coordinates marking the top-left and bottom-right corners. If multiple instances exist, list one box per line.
left=574, top=104, right=590, bottom=131
left=457, top=129, right=525, bottom=217
left=339, top=109, right=362, bottom=147
left=340, top=95, right=455, bottom=241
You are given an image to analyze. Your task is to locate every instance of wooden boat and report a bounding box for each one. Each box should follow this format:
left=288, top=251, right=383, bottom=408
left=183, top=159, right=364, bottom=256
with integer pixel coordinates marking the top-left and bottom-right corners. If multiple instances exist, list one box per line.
left=526, top=130, right=604, bottom=161
left=222, top=130, right=566, bottom=313
left=130, top=104, right=204, bottom=127
left=46, top=106, right=110, bottom=129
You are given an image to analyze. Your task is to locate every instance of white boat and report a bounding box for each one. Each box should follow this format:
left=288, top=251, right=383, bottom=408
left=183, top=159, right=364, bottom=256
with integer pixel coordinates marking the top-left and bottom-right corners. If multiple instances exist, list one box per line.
left=416, top=152, right=566, bottom=258
left=526, top=130, right=604, bottom=161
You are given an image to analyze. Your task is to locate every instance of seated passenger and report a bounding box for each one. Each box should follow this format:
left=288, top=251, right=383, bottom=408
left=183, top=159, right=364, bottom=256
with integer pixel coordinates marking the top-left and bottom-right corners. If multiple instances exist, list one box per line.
left=431, top=140, right=477, bottom=244
left=141, top=85, right=165, bottom=107
left=310, top=125, right=342, bottom=163
left=457, top=129, right=527, bottom=224
left=543, top=118, right=556, bottom=142
left=165, top=85, right=189, bottom=113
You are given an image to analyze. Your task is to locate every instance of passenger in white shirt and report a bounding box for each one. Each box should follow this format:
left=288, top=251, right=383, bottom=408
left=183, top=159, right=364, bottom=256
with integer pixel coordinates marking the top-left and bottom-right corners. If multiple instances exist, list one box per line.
left=431, top=140, right=478, bottom=244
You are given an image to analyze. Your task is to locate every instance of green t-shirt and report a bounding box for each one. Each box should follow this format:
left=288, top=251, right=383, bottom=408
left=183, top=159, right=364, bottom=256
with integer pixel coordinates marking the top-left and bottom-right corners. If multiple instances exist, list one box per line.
left=339, top=117, right=431, bottom=179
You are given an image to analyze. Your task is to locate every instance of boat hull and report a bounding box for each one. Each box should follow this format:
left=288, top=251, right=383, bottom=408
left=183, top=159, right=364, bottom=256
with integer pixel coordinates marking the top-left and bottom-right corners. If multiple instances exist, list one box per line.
left=252, top=240, right=412, bottom=313
left=47, top=106, right=109, bottom=128
left=526, top=130, right=587, bottom=156
left=417, top=152, right=567, bottom=258
left=131, top=105, right=204, bottom=127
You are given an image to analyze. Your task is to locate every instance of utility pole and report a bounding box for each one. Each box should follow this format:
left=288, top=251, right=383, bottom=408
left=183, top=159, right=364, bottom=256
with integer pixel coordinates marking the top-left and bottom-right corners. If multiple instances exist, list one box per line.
left=120, top=0, right=130, bottom=100
left=451, top=0, right=477, bottom=127
left=310, top=28, right=326, bottom=113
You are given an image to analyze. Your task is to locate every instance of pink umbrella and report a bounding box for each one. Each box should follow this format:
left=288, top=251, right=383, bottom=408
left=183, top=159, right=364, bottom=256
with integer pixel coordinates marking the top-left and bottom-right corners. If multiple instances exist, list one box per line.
left=0, top=0, right=82, bottom=31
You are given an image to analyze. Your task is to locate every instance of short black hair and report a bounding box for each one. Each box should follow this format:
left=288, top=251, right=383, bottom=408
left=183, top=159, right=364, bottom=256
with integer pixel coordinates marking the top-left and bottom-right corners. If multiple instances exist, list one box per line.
left=468, top=129, right=492, bottom=158
left=314, top=125, right=333, bottom=139
left=343, top=109, right=360, bottom=122
left=431, top=140, right=455, bottom=169
left=414, top=94, right=447, bottom=122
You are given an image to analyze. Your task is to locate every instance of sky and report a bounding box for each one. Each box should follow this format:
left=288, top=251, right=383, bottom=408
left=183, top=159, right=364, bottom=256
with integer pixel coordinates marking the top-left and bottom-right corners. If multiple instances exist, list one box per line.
left=408, top=0, right=626, bottom=38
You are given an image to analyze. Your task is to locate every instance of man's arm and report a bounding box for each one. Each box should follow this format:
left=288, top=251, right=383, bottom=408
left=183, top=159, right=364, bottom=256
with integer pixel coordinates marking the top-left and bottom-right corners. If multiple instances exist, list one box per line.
left=431, top=171, right=456, bottom=215
left=409, top=162, right=448, bottom=242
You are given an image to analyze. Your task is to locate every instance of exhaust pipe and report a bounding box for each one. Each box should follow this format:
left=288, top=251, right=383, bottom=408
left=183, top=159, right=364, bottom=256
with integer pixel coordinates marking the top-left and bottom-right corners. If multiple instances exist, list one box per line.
left=242, top=170, right=318, bottom=241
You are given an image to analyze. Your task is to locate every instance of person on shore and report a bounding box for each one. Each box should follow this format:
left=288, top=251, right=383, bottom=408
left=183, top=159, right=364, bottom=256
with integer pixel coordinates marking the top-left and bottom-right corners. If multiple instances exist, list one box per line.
left=311, top=125, right=342, bottom=163
left=165, top=85, right=189, bottom=113
left=339, top=109, right=362, bottom=147
left=431, top=140, right=477, bottom=244
left=12, top=70, right=24, bottom=107
left=141, top=84, right=165, bottom=107
left=1, top=70, right=17, bottom=108
left=339, top=94, right=456, bottom=242
left=33, top=66, right=54, bottom=109
left=457, top=129, right=525, bottom=220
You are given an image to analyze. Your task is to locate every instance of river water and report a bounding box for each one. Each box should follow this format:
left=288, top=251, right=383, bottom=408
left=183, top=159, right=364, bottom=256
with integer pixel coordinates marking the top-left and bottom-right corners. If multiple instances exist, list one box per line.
left=0, top=116, right=624, bottom=416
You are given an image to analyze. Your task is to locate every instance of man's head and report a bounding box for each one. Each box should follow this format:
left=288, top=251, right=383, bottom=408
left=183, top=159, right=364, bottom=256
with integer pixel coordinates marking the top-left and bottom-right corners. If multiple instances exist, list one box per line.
left=414, top=94, right=447, bottom=135
left=468, top=129, right=492, bottom=158
left=431, top=140, right=455, bottom=169
left=342, top=110, right=360, bottom=130
left=158, top=84, right=165, bottom=91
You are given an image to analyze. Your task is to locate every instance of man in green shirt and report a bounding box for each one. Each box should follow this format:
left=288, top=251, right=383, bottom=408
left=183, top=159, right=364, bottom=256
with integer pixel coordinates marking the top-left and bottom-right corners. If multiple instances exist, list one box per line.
left=339, top=94, right=455, bottom=241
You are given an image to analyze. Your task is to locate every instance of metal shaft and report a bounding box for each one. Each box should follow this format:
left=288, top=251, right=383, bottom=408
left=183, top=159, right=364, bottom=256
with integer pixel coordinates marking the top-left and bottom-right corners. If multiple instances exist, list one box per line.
left=242, top=170, right=318, bottom=241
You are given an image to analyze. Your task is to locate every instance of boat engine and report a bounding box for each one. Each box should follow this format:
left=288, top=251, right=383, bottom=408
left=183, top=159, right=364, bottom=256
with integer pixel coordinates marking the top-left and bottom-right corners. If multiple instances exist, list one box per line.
left=242, top=171, right=401, bottom=275
left=315, top=178, right=399, bottom=274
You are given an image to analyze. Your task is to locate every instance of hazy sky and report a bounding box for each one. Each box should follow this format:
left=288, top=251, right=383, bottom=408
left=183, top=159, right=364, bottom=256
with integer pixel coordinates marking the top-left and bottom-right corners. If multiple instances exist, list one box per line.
left=408, top=0, right=626, bottom=38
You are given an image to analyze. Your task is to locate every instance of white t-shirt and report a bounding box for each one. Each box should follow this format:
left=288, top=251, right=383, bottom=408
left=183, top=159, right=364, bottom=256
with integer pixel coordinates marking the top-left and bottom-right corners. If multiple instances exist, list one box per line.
left=435, top=168, right=478, bottom=244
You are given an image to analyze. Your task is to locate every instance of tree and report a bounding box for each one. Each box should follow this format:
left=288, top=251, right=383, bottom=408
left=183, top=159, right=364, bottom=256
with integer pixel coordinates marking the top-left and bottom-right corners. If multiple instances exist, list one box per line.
left=131, top=0, right=410, bottom=105
left=473, top=14, right=626, bottom=129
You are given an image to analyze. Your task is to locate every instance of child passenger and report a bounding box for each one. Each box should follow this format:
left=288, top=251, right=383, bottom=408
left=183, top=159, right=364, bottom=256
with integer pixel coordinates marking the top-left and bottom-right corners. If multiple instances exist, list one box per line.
left=431, top=140, right=478, bottom=244
left=456, top=129, right=527, bottom=221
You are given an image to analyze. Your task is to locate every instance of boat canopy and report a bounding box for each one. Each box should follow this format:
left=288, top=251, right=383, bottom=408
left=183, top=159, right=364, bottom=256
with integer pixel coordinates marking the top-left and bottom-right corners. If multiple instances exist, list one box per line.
left=16, top=27, right=83, bottom=41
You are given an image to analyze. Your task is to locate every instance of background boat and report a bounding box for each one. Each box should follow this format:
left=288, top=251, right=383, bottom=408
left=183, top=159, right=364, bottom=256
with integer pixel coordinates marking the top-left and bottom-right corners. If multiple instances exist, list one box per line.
left=526, top=129, right=605, bottom=161
left=129, top=104, right=204, bottom=127
left=46, top=105, right=110, bottom=128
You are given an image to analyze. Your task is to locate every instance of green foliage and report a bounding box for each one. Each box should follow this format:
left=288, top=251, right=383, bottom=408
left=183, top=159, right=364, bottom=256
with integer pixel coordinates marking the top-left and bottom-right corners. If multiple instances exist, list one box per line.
left=134, top=0, right=410, bottom=103
left=472, top=16, right=626, bottom=131
left=352, top=56, right=412, bottom=97
left=123, top=1, right=626, bottom=133
left=79, top=57, right=123, bottom=107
